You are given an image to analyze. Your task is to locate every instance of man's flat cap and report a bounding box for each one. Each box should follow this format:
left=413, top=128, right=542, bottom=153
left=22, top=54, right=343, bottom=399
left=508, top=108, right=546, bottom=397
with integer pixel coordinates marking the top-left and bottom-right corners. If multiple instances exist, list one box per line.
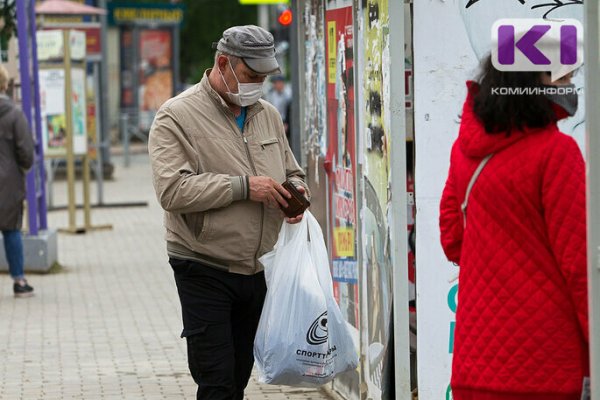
left=213, top=25, right=281, bottom=75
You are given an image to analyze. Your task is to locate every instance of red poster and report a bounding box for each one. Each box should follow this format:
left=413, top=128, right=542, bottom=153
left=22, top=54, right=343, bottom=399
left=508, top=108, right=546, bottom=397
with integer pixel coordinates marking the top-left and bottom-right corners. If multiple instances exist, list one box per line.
left=138, top=29, right=173, bottom=130
left=325, top=5, right=359, bottom=330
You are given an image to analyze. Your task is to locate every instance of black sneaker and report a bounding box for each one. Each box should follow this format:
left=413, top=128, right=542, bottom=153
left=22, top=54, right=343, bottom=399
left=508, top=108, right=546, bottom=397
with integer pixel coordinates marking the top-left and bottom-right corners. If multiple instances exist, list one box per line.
left=13, top=281, right=34, bottom=298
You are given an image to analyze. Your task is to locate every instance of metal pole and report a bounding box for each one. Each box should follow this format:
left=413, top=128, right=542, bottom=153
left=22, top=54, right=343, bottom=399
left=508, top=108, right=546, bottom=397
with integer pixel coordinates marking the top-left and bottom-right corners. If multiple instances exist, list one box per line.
left=64, top=30, right=77, bottom=232
left=389, top=0, right=412, bottom=396
left=16, top=0, right=38, bottom=236
left=83, top=155, right=92, bottom=229
left=290, top=0, right=301, bottom=163
left=293, top=0, right=308, bottom=169
left=93, top=62, right=104, bottom=205
left=258, top=5, right=269, bottom=29
left=584, top=1, right=600, bottom=397
left=46, top=160, right=54, bottom=209
left=97, top=0, right=111, bottom=166
left=29, top=0, right=48, bottom=230
left=121, top=113, right=130, bottom=167
left=173, top=25, right=181, bottom=94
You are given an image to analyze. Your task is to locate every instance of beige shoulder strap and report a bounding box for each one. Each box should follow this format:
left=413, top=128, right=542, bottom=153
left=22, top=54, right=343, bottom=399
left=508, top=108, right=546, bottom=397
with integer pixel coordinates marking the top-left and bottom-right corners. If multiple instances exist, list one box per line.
left=461, top=154, right=493, bottom=228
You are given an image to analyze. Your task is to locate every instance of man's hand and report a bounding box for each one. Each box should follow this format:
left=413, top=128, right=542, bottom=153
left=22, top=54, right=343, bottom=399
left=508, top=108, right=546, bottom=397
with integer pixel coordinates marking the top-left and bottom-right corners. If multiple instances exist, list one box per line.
left=249, top=176, right=291, bottom=209
left=285, top=185, right=306, bottom=224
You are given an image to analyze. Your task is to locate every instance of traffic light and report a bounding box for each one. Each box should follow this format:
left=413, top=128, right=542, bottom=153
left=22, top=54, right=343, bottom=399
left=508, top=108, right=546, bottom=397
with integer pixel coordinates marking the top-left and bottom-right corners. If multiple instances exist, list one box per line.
left=278, top=8, right=292, bottom=26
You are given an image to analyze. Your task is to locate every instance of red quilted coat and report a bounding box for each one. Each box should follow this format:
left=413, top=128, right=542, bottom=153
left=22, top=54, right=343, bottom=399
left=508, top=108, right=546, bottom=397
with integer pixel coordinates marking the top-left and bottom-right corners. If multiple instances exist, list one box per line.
left=440, top=82, right=589, bottom=400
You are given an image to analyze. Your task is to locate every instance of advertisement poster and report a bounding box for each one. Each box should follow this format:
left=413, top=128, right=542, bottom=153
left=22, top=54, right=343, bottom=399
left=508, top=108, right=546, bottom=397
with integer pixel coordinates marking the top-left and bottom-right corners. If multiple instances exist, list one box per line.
left=120, top=29, right=135, bottom=110
left=86, top=71, right=98, bottom=159
left=71, top=68, right=88, bottom=156
left=39, top=69, right=67, bottom=157
left=138, top=29, right=173, bottom=131
left=413, top=2, right=584, bottom=399
left=325, top=1, right=359, bottom=398
left=357, top=0, right=394, bottom=398
left=36, top=30, right=64, bottom=61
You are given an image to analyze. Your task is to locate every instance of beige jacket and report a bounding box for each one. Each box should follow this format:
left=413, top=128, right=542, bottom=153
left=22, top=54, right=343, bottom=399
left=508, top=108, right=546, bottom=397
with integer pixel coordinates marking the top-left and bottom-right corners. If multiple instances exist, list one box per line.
left=148, top=72, right=308, bottom=275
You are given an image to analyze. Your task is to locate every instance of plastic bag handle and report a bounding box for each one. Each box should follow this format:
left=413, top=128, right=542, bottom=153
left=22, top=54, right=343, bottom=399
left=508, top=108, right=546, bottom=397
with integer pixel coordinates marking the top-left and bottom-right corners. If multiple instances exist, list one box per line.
left=305, top=212, right=335, bottom=297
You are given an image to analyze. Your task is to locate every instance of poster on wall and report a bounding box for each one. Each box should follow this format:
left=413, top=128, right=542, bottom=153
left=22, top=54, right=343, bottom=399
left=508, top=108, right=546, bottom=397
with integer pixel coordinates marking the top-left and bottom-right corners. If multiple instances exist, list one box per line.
left=303, top=0, right=327, bottom=157
left=40, top=69, right=67, bottom=157
left=138, top=29, right=173, bottom=131
left=413, top=2, right=584, bottom=400
left=120, top=29, right=135, bottom=110
left=71, top=68, right=88, bottom=156
left=356, top=0, right=394, bottom=398
left=324, top=1, right=360, bottom=398
left=86, top=70, right=97, bottom=159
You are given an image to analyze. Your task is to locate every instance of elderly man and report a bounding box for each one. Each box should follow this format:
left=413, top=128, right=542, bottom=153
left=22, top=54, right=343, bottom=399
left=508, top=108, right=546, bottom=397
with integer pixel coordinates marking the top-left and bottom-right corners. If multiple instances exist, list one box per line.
left=148, top=25, right=309, bottom=400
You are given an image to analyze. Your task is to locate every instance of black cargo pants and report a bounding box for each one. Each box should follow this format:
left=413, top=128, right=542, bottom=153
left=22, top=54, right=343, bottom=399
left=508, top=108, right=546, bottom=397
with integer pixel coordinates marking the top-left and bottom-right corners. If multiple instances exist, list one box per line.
left=169, top=258, right=267, bottom=400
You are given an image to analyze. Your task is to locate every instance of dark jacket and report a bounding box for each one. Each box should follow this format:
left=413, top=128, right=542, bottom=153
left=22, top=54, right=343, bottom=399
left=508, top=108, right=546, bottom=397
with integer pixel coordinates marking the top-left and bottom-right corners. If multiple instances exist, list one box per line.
left=440, top=82, right=588, bottom=400
left=0, top=95, right=34, bottom=230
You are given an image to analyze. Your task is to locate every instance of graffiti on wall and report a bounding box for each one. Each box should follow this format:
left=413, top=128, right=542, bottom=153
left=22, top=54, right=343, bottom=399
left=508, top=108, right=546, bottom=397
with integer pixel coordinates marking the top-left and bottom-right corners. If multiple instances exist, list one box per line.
left=465, top=0, right=582, bottom=18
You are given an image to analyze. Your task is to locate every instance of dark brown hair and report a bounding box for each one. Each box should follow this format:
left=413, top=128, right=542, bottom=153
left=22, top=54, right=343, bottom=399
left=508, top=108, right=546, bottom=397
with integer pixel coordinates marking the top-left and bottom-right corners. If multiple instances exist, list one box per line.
left=473, top=55, right=555, bottom=134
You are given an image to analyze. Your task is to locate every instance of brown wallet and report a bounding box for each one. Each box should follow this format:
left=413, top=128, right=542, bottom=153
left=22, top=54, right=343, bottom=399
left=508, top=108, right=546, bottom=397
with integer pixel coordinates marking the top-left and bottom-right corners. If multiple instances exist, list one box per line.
left=281, top=180, right=310, bottom=218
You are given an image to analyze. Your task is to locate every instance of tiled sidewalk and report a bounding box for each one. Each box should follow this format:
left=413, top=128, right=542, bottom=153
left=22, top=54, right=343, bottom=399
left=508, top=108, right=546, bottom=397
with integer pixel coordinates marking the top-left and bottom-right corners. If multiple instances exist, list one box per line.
left=0, top=153, right=331, bottom=399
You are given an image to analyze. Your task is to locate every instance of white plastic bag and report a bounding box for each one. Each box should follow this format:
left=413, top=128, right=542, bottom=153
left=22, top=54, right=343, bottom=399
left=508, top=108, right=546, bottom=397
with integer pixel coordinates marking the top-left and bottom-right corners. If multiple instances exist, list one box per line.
left=254, top=211, right=358, bottom=387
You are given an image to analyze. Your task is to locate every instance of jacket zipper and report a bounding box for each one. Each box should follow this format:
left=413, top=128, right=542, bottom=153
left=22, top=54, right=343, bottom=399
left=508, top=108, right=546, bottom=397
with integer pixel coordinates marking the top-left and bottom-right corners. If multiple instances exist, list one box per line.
left=242, top=133, right=264, bottom=270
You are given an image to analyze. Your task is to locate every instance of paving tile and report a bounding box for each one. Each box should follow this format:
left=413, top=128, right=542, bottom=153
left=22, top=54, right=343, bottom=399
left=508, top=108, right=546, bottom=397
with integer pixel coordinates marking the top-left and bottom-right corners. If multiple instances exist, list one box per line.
left=0, top=154, right=331, bottom=400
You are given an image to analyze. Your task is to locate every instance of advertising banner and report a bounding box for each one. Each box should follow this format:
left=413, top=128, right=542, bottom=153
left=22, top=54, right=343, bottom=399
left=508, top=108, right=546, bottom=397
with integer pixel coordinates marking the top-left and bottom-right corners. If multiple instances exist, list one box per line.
left=70, top=68, right=88, bottom=156
left=138, top=29, right=173, bottom=131
left=40, top=69, right=67, bottom=157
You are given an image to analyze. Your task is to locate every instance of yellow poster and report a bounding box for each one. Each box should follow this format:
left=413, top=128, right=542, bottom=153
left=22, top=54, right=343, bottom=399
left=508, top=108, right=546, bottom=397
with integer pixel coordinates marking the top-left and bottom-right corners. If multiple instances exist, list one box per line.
left=334, top=227, right=355, bottom=258
left=327, top=21, right=337, bottom=84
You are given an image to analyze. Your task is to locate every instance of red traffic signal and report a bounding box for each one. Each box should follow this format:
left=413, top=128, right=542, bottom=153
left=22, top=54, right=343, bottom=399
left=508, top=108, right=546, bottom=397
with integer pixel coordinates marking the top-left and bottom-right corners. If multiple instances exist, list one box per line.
left=278, top=9, right=292, bottom=26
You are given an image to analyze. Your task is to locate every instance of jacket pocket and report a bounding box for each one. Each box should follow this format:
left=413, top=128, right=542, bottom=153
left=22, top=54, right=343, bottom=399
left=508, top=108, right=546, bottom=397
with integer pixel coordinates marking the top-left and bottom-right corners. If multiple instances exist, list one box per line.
left=259, top=137, right=279, bottom=149
left=253, top=137, right=285, bottom=182
left=184, top=212, right=210, bottom=241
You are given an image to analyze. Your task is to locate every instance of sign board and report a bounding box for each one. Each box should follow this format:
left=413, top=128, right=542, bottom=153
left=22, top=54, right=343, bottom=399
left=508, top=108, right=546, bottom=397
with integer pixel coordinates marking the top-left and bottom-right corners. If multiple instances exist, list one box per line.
left=43, top=27, right=102, bottom=58
left=107, top=2, right=184, bottom=26
left=36, top=30, right=64, bottom=61
left=69, top=30, right=86, bottom=61
left=37, top=30, right=87, bottom=61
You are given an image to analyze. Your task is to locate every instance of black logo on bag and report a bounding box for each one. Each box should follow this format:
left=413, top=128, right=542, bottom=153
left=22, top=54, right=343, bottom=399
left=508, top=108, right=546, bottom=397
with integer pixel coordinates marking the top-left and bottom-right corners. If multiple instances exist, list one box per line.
left=306, top=311, right=328, bottom=345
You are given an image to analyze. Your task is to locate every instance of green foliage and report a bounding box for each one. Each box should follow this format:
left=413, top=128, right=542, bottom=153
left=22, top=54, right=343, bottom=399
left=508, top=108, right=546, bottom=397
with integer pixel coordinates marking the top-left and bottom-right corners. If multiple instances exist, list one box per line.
left=179, top=0, right=258, bottom=83
left=0, top=0, right=16, bottom=51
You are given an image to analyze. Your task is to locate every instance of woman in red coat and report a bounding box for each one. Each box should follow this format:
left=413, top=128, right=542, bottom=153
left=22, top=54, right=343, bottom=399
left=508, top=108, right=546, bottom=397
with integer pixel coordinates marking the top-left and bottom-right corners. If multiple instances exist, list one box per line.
left=439, top=56, right=589, bottom=400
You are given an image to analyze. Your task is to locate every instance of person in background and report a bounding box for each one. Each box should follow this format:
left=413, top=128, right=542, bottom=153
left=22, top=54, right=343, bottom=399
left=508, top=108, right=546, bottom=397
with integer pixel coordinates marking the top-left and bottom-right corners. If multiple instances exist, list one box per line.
left=439, top=56, right=588, bottom=400
left=265, top=75, right=292, bottom=140
left=148, top=25, right=309, bottom=400
left=0, top=65, right=35, bottom=298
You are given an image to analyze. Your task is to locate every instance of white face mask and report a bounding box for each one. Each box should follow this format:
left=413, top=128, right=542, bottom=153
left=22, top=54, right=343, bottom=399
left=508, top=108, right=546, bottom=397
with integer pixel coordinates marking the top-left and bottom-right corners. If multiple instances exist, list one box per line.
left=219, top=60, right=264, bottom=107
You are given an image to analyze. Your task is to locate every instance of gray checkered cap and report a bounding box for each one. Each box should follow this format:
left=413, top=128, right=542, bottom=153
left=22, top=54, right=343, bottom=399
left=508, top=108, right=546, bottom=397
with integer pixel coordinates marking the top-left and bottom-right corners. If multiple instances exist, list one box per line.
left=214, top=25, right=281, bottom=75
